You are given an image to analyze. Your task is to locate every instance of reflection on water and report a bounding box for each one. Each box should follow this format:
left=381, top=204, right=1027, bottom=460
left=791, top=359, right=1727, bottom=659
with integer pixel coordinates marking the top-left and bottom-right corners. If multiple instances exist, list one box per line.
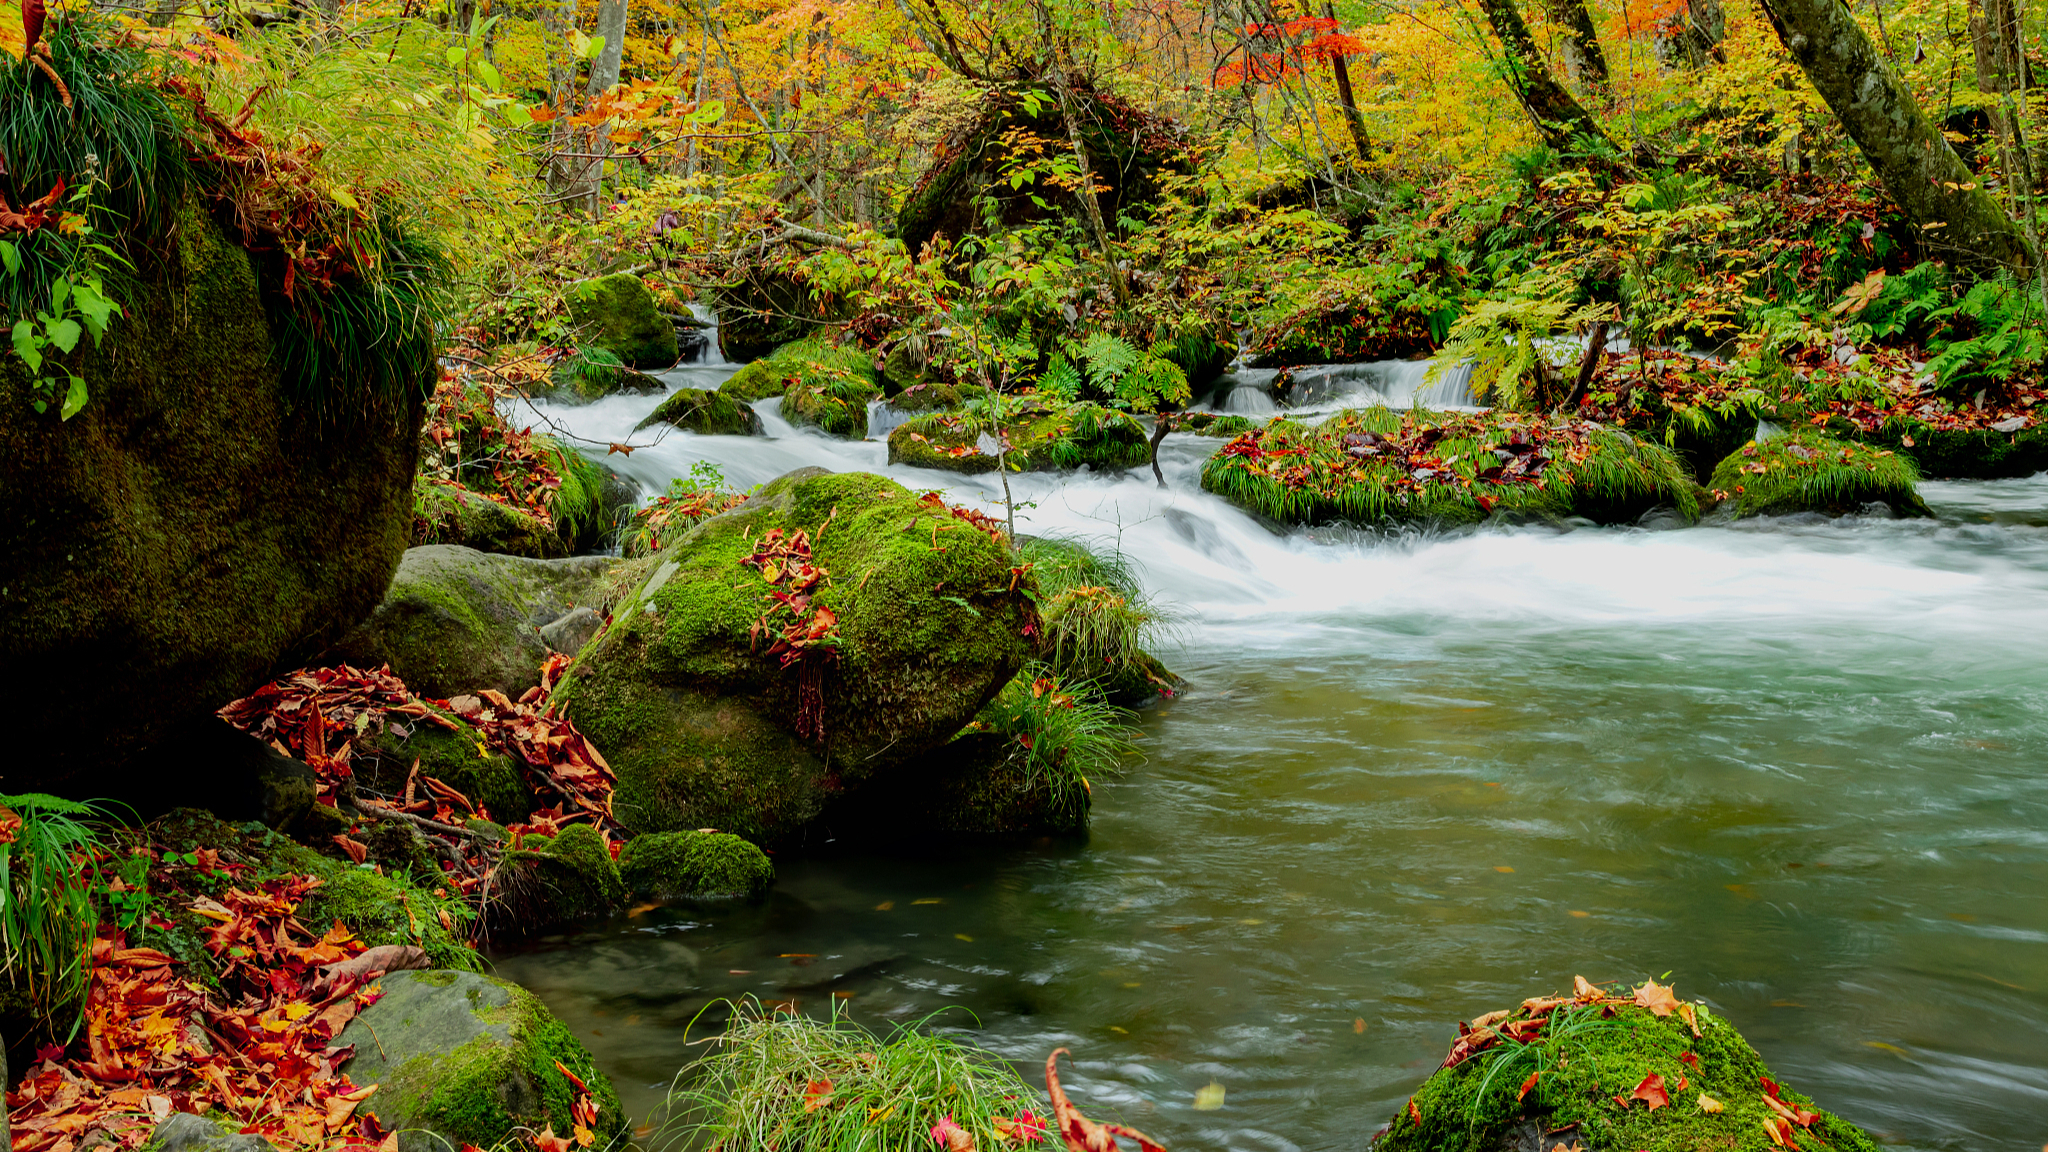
left=493, top=376, right=2048, bottom=1152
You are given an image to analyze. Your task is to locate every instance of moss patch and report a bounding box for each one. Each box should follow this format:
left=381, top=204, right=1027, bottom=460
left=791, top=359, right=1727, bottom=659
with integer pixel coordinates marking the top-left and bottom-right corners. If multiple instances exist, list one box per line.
left=1202, top=408, right=1700, bottom=528
left=490, top=822, right=626, bottom=931
left=565, top=272, right=677, bottom=368
left=413, top=478, right=567, bottom=559
left=1376, top=992, right=1879, bottom=1152
left=618, top=830, right=773, bottom=899
left=556, top=468, right=1037, bottom=840
left=635, top=387, right=764, bottom=436
left=354, top=711, right=531, bottom=824
left=887, top=401, right=1150, bottom=474
left=1177, top=412, right=1258, bottom=438
left=1707, top=432, right=1928, bottom=518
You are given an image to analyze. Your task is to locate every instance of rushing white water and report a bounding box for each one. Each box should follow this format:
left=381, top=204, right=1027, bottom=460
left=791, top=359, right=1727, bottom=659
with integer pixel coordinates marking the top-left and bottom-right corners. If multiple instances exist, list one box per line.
left=507, top=364, right=2048, bottom=1151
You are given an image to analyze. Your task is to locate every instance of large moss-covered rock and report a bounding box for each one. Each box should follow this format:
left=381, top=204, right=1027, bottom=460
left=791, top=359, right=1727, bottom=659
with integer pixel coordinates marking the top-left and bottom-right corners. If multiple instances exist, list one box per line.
left=536, top=356, right=666, bottom=405
left=325, top=545, right=621, bottom=700
left=414, top=437, right=620, bottom=559
left=0, top=202, right=431, bottom=793
left=618, top=830, right=773, bottom=899
left=564, top=273, right=677, bottom=368
left=719, top=336, right=877, bottom=411
left=897, top=82, right=1188, bottom=254
left=1375, top=983, right=1879, bottom=1152
left=778, top=346, right=885, bottom=438
left=888, top=402, right=1151, bottom=474
left=634, top=387, right=763, bottom=436
left=1707, top=432, right=1928, bottom=519
left=336, top=970, right=625, bottom=1152
left=556, top=468, right=1037, bottom=841
left=1202, top=408, right=1699, bottom=528
left=488, top=822, right=627, bottom=932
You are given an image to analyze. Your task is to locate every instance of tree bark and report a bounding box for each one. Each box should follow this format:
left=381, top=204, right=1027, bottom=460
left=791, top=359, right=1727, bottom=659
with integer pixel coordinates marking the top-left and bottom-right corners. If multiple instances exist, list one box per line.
left=1476, top=0, right=1611, bottom=151
left=575, top=0, right=630, bottom=218
left=1656, top=0, right=1727, bottom=69
left=1324, top=3, right=1372, bottom=162
left=1537, top=0, right=1610, bottom=92
left=1758, top=0, right=2034, bottom=270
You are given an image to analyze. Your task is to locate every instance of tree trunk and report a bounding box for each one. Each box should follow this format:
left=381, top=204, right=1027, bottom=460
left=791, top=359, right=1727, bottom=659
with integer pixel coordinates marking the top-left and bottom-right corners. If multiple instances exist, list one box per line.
left=1656, top=0, right=1727, bottom=69
left=575, top=0, right=630, bottom=218
left=1324, top=3, right=1372, bottom=162
left=1969, top=0, right=2044, bottom=290
left=1537, top=0, right=1610, bottom=92
left=1476, top=0, right=1611, bottom=151
left=1758, top=0, right=2034, bottom=270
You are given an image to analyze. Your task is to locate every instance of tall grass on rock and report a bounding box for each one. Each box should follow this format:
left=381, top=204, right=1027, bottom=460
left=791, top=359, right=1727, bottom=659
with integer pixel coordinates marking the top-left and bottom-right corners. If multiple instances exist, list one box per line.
left=662, top=999, right=1049, bottom=1152
left=1017, top=535, right=1177, bottom=690
left=0, top=794, right=110, bottom=1039
left=974, top=665, right=1141, bottom=828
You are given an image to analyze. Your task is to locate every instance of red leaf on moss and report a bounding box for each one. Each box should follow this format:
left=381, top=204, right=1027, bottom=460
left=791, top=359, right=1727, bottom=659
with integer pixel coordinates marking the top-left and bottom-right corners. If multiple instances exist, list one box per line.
left=1629, top=1073, right=1670, bottom=1110
left=1517, top=1070, right=1541, bottom=1102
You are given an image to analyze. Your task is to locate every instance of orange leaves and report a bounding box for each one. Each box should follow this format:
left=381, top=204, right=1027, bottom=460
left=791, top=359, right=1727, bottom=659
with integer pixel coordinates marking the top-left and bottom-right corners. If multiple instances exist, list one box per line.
left=1632, top=979, right=1680, bottom=1017
left=740, top=522, right=843, bottom=741
left=1045, top=1049, right=1167, bottom=1152
left=1625, top=1072, right=1670, bottom=1111
left=1215, top=16, right=1363, bottom=88
left=802, top=1078, right=835, bottom=1113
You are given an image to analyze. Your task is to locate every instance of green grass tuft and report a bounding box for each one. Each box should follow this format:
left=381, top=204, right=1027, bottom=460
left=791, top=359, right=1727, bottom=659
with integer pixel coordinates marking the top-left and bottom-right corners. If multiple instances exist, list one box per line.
left=662, top=998, right=1049, bottom=1152
left=0, top=793, right=111, bottom=1040
left=1707, top=432, right=1928, bottom=518
left=1016, top=535, right=1176, bottom=690
left=972, top=665, right=1139, bottom=828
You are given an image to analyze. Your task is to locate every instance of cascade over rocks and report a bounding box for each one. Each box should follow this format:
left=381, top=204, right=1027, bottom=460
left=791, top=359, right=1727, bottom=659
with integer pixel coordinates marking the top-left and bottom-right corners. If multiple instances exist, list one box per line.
left=325, top=545, right=624, bottom=701
left=0, top=201, right=435, bottom=794
left=555, top=467, right=1037, bottom=841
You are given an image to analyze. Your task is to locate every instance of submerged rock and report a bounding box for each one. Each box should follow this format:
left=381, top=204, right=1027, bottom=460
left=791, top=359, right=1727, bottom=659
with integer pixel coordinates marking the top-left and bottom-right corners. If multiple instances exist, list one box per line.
left=887, top=402, right=1151, bottom=474
left=1707, top=432, right=1929, bottom=518
left=634, top=387, right=764, bottom=436
left=0, top=201, right=433, bottom=792
left=1201, top=408, right=1699, bottom=528
left=326, top=545, right=622, bottom=700
left=618, top=830, right=773, bottom=899
left=556, top=468, right=1036, bottom=840
left=1374, top=980, right=1878, bottom=1152
left=336, top=969, right=625, bottom=1152
left=564, top=272, right=678, bottom=368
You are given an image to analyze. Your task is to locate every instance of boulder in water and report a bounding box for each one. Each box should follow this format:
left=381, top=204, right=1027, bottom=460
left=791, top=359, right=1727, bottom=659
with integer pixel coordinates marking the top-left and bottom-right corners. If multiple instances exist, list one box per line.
left=1373, top=980, right=1879, bottom=1152
left=564, top=272, right=678, bottom=368
left=325, top=545, right=623, bottom=700
left=709, top=253, right=851, bottom=362
left=1707, top=433, right=1928, bottom=519
left=488, top=822, right=627, bottom=931
left=0, top=200, right=434, bottom=793
left=1202, top=408, right=1700, bottom=528
left=887, top=402, right=1150, bottom=474
left=718, top=337, right=877, bottom=417
left=556, top=468, right=1037, bottom=840
left=634, top=387, right=764, bottom=436
left=618, top=830, right=774, bottom=899
left=336, top=969, right=624, bottom=1152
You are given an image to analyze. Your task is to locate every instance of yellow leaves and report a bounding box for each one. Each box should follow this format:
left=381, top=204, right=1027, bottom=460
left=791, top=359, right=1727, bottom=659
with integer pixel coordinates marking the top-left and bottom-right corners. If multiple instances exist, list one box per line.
left=1697, top=1093, right=1724, bottom=1113
left=1192, top=1082, right=1226, bottom=1111
left=0, top=1, right=21, bottom=62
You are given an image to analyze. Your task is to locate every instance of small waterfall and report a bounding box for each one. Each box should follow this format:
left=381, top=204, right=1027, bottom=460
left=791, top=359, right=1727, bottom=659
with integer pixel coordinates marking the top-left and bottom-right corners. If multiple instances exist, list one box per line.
left=684, top=303, right=724, bottom=366
left=866, top=397, right=916, bottom=440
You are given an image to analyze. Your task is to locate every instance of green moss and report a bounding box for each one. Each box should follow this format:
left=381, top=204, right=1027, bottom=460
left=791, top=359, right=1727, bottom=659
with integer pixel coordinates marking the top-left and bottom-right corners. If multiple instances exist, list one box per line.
left=635, top=387, right=764, bottom=436
left=1177, top=412, right=1258, bottom=438
left=781, top=364, right=884, bottom=439
left=1201, top=408, right=1699, bottom=528
left=1707, top=432, right=1928, bottom=518
left=887, top=402, right=1150, bottom=474
left=1377, top=995, right=1879, bottom=1152
left=492, top=822, right=626, bottom=929
left=557, top=469, right=1037, bottom=840
left=355, top=713, right=531, bottom=825
left=882, top=381, right=989, bottom=416
left=544, top=440, right=612, bottom=553
left=564, top=272, right=678, bottom=368
left=413, top=478, right=567, bottom=559
left=617, top=830, right=773, bottom=899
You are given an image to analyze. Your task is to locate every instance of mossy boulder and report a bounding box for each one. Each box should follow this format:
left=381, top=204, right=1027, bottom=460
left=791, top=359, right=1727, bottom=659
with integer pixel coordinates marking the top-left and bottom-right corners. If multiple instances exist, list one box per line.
left=325, top=545, right=622, bottom=700
left=709, top=254, right=852, bottom=362
left=0, top=200, right=432, bottom=794
left=1247, top=291, right=1441, bottom=368
left=618, top=830, right=773, bottom=900
left=536, top=358, right=666, bottom=405
left=413, top=480, right=568, bottom=559
left=353, top=709, right=530, bottom=824
left=888, top=402, right=1150, bottom=474
left=1176, top=411, right=1258, bottom=438
left=336, top=969, right=625, bottom=1152
left=1202, top=408, right=1700, bottom=528
left=1375, top=986, right=1878, bottom=1152
left=564, top=273, right=678, bottom=368
left=556, top=468, right=1038, bottom=841
left=634, top=387, right=764, bottom=436
left=777, top=345, right=885, bottom=438
left=828, top=730, right=1088, bottom=839
left=1707, top=433, right=1929, bottom=519
left=884, top=381, right=987, bottom=415
left=489, top=822, right=627, bottom=932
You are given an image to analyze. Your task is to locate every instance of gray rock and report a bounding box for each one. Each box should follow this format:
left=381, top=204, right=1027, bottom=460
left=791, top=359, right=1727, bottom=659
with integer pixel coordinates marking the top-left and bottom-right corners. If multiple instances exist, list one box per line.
left=538, top=606, right=605, bottom=657
left=335, top=970, right=622, bottom=1152
left=324, top=546, right=622, bottom=699
left=151, top=1112, right=274, bottom=1152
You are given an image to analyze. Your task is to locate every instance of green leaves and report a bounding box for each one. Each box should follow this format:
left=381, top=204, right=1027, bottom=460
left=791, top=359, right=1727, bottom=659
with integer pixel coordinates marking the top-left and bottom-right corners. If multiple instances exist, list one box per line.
left=10, top=271, right=119, bottom=420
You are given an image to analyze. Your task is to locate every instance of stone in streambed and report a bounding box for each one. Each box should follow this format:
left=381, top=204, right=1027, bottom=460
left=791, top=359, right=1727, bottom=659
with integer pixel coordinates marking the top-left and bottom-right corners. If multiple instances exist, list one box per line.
left=325, top=545, right=622, bottom=700
left=1706, top=432, right=1928, bottom=519
left=336, top=969, right=625, bottom=1152
left=886, top=401, right=1149, bottom=475
left=556, top=468, right=1037, bottom=841
left=564, top=272, right=678, bottom=368
left=485, top=823, right=627, bottom=933
left=634, top=387, right=763, bottom=436
left=618, top=830, right=773, bottom=900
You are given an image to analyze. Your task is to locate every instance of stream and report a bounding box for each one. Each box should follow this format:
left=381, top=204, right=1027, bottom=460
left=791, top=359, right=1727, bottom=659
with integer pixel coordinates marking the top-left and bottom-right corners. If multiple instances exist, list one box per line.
left=489, top=353, right=2048, bottom=1151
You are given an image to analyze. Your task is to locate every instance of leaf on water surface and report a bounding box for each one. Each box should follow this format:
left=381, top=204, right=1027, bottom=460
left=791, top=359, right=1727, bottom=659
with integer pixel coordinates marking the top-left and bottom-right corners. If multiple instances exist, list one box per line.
left=1192, top=1082, right=1225, bottom=1111
left=1353, top=1017, right=1366, bottom=1034
left=1632, top=979, right=1680, bottom=1017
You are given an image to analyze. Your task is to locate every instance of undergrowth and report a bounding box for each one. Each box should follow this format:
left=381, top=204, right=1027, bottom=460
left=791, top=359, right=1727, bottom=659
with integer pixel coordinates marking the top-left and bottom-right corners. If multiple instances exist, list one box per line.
left=1017, top=535, right=1175, bottom=687
left=972, top=665, right=1139, bottom=827
left=662, top=998, right=1048, bottom=1152
left=0, top=794, right=112, bottom=1041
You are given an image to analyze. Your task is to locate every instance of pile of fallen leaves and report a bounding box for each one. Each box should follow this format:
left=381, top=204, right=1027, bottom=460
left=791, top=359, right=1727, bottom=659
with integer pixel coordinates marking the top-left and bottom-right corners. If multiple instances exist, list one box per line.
left=628, top=484, right=748, bottom=555
left=740, top=522, right=841, bottom=742
left=8, top=868, right=409, bottom=1152
left=220, top=661, right=622, bottom=899
left=418, top=370, right=570, bottom=532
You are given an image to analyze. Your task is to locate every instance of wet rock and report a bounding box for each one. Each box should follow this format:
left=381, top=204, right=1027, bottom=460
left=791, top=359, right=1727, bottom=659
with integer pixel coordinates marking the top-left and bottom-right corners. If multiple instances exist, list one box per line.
left=412, top=481, right=569, bottom=560
left=557, top=468, right=1036, bottom=840
left=618, top=830, right=773, bottom=900
left=539, top=606, right=605, bottom=657
left=633, top=387, right=764, bottom=436
left=537, top=359, right=666, bottom=405
left=564, top=272, right=678, bottom=368
left=0, top=199, right=432, bottom=793
left=325, top=545, right=621, bottom=700
left=336, top=970, right=624, bottom=1152
left=415, top=436, right=624, bottom=558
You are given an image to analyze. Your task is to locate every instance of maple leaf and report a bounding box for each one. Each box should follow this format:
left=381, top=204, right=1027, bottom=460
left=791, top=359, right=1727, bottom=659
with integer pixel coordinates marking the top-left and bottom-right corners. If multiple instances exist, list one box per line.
left=1629, top=1073, right=1670, bottom=1110
left=1572, top=975, right=1601, bottom=1001
left=803, top=1078, right=835, bottom=1113
left=931, top=1114, right=975, bottom=1152
left=1632, top=979, right=1680, bottom=1017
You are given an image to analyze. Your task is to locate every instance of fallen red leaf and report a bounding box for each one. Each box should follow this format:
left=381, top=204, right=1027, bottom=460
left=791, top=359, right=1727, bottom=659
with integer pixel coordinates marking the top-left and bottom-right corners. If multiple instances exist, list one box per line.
left=1629, top=1073, right=1670, bottom=1110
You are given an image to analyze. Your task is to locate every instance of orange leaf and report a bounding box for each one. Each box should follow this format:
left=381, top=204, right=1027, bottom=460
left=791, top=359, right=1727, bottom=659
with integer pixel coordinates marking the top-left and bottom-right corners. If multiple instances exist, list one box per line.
left=1517, top=1071, right=1541, bottom=1103
left=1629, top=1073, right=1669, bottom=1110
left=803, top=1077, right=834, bottom=1112
left=1632, top=979, right=1680, bottom=1017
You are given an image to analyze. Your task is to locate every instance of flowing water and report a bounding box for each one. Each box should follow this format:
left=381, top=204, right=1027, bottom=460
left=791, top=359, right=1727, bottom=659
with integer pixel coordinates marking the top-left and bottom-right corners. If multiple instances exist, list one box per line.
left=492, top=356, right=2048, bottom=1151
